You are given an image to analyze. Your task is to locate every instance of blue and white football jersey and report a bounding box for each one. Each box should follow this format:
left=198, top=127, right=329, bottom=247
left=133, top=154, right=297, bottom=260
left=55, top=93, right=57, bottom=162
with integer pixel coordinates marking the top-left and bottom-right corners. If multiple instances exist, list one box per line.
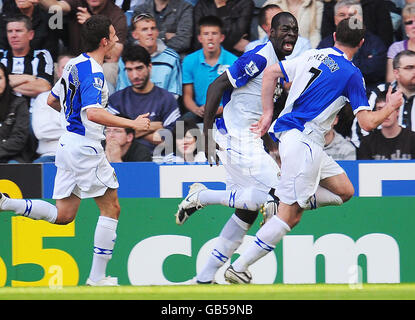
left=270, top=47, right=371, bottom=147
left=217, top=41, right=280, bottom=137
left=51, top=53, right=109, bottom=141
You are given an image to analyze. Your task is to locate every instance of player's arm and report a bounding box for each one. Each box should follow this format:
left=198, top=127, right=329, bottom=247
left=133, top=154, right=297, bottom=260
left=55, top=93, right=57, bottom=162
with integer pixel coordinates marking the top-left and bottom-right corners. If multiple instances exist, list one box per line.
left=136, top=121, right=164, bottom=146
left=86, top=108, right=150, bottom=131
left=203, top=72, right=233, bottom=165
left=47, top=92, right=61, bottom=112
left=204, top=72, right=232, bottom=131
left=356, top=86, right=403, bottom=132
left=135, top=121, right=163, bottom=138
left=251, top=63, right=285, bottom=137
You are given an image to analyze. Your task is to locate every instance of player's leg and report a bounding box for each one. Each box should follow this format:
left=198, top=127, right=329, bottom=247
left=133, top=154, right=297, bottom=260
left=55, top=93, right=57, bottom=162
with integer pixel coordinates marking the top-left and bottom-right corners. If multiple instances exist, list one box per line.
left=87, top=187, right=120, bottom=286
left=226, top=202, right=299, bottom=283
left=196, top=148, right=278, bottom=283
left=0, top=156, right=81, bottom=225
left=303, top=153, right=354, bottom=210
left=175, top=145, right=279, bottom=225
left=0, top=193, right=59, bottom=223
left=196, top=208, right=258, bottom=283
left=318, top=172, right=354, bottom=204
left=226, top=130, right=322, bottom=283
left=54, top=194, right=81, bottom=224
left=175, top=185, right=272, bottom=225
left=0, top=192, right=81, bottom=225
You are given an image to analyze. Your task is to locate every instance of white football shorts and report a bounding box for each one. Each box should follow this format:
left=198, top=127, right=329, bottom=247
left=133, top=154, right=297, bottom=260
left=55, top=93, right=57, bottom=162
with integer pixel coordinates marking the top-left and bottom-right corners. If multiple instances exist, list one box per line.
left=276, top=129, right=344, bottom=208
left=53, top=132, right=119, bottom=199
left=215, top=131, right=280, bottom=194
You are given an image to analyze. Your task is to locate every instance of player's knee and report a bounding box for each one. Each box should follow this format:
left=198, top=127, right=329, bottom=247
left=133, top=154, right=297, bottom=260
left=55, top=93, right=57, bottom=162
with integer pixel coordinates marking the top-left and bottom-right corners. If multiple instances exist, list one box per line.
left=340, top=184, right=354, bottom=203
left=55, top=212, right=76, bottom=225
left=239, top=187, right=267, bottom=211
left=289, top=214, right=302, bottom=228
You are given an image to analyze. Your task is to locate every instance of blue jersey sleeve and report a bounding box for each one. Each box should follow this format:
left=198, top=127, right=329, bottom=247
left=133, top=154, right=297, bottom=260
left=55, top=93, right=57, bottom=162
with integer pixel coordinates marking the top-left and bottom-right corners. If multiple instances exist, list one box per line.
left=226, top=51, right=267, bottom=88
left=80, top=72, right=105, bottom=108
left=344, top=71, right=370, bottom=114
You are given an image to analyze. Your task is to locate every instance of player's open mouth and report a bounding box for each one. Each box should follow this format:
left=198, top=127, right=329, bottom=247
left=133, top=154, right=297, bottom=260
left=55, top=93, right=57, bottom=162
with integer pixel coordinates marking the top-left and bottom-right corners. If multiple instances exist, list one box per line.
left=207, top=43, right=214, bottom=49
left=283, top=42, right=294, bottom=52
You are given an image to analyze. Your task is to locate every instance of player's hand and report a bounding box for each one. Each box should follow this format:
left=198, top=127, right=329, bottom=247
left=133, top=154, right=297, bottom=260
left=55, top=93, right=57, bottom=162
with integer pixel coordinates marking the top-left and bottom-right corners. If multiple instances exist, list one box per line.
left=386, top=86, right=403, bottom=111
left=204, top=130, right=219, bottom=166
left=250, top=113, right=272, bottom=138
left=76, top=7, right=91, bottom=25
left=133, top=112, right=150, bottom=131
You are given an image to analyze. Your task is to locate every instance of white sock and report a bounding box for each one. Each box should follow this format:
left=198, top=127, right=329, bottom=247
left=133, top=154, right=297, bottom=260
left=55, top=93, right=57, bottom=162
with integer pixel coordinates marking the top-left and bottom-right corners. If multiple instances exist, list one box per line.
left=1, top=197, right=57, bottom=223
left=232, top=215, right=290, bottom=272
left=303, top=185, right=343, bottom=210
left=198, top=187, right=268, bottom=211
left=88, top=216, right=118, bottom=282
left=197, top=214, right=250, bottom=282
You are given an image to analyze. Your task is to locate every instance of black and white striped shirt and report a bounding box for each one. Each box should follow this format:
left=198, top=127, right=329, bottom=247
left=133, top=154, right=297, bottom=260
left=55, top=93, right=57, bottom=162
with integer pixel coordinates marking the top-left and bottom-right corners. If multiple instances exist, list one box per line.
left=351, top=82, right=415, bottom=147
left=0, top=48, right=54, bottom=85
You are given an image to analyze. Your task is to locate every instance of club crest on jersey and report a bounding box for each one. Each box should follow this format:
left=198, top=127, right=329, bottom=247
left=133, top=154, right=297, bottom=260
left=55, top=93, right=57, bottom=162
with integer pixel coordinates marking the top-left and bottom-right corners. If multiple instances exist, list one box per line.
left=244, top=61, right=259, bottom=76
left=93, top=77, right=103, bottom=91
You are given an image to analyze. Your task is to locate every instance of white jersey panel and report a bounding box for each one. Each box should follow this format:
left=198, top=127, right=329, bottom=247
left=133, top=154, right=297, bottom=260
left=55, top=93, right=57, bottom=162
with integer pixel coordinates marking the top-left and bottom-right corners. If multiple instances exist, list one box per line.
left=270, top=47, right=371, bottom=146
left=51, top=53, right=108, bottom=141
left=218, top=41, right=280, bottom=139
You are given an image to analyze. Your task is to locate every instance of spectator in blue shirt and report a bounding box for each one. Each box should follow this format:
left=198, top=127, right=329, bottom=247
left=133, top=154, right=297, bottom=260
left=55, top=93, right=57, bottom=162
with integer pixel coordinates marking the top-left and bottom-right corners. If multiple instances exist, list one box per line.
left=116, top=12, right=182, bottom=98
left=109, top=44, right=181, bottom=153
left=181, top=16, right=237, bottom=123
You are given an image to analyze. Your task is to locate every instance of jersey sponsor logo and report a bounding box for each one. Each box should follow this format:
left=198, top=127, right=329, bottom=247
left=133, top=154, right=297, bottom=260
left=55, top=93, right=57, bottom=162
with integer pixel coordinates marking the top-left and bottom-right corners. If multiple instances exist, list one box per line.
left=244, top=61, right=259, bottom=77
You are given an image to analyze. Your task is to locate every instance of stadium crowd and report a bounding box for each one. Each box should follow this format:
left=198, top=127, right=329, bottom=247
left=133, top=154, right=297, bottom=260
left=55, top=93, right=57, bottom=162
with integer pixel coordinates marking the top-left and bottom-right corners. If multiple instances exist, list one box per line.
left=0, top=0, right=414, bottom=163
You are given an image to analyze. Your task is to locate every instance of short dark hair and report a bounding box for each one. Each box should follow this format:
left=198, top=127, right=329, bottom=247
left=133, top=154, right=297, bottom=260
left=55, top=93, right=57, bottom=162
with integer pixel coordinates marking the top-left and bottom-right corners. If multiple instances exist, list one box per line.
left=197, top=15, right=223, bottom=34
left=393, top=50, right=415, bottom=69
left=335, top=18, right=365, bottom=48
left=5, top=14, right=32, bottom=31
left=121, top=44, right=151, bottom=66
left=375, top=90, right=387, bottom=107
left=81, top=15, right=112, bottom=53
left=271, top=11, right=296, bottom=30
left=259, top=4, right=281, bottom=27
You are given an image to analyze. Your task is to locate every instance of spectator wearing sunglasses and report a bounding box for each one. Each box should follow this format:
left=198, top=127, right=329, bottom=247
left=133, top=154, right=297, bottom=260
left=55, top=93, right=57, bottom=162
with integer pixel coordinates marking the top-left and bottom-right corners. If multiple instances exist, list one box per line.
left=386, top=3, right=415, bottom=82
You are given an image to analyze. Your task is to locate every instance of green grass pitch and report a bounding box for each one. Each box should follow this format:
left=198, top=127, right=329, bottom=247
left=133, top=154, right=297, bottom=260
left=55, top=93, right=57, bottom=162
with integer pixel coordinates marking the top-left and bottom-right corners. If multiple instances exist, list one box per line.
left=1, top=283, right=415, bottom=300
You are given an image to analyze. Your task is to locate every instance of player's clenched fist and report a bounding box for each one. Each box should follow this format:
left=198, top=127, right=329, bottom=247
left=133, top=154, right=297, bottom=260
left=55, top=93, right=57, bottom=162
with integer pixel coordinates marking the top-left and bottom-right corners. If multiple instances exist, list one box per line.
left=386, top=86, right=403, bottom=111
left=133, top=112, right=150, bottom=131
